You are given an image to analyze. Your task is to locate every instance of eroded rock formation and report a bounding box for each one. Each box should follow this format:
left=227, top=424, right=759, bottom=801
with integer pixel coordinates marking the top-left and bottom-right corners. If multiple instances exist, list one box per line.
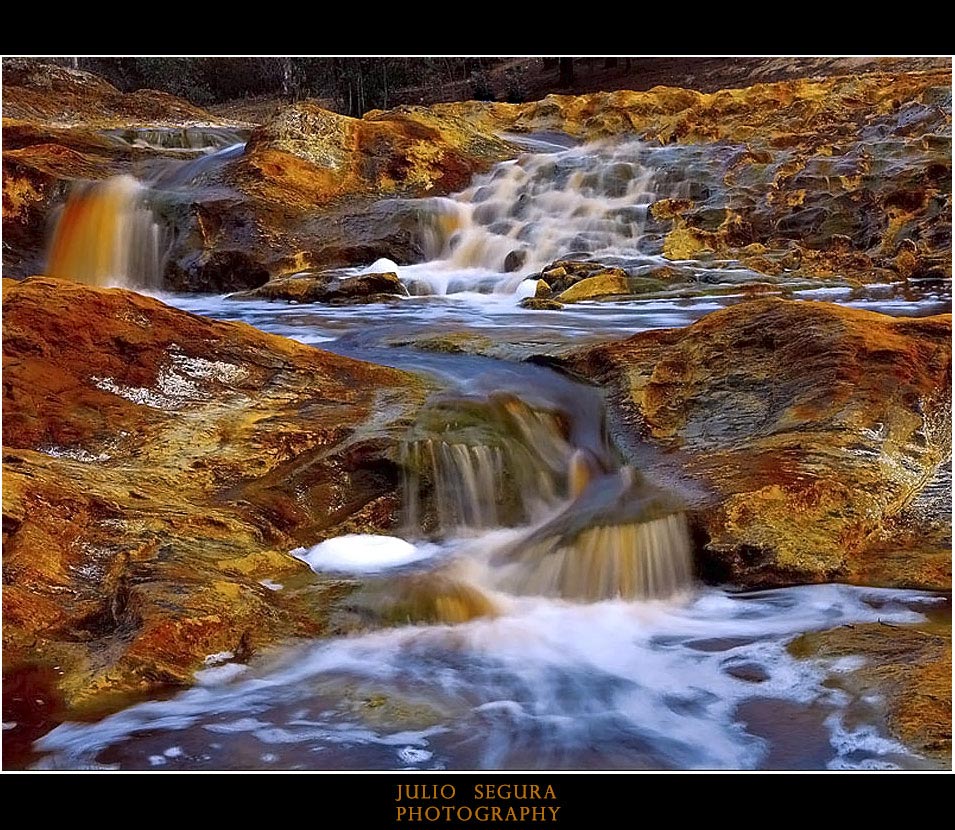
left=2, top=277, right=428, bottom=713
left=562, top=298, right=952, bottom=589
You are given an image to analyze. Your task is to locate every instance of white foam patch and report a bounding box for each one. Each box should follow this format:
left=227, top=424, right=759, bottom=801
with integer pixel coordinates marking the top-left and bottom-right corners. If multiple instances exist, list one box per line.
left=515, top=279, right=540, bottom=300
left=194, top=662, right=247, bottom=686
left=291, top=534, right=437, bottom=574
left=398, top=746, right=433, bottom=764
left=203, top=651, right=234, bottom=666
left=364, top=257, right=402, bottom=275
left=825, top=712, right=914, bottom=770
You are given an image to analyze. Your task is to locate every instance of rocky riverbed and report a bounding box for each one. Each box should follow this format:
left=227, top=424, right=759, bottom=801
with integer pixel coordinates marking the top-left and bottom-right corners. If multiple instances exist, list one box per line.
left=2, top=57, right=950, bottom=769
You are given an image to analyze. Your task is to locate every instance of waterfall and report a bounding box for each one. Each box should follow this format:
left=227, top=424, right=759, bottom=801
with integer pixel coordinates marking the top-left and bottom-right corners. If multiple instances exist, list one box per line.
left=489, top=466, right=695, bottom=602
left=401, top=385, right=695, bottom=602
left=401, top=394, right=574, bottom=534
left=46, top=175, right=166, bottom=290
left=44, top=133, right=246, bottom=292
left=495, top=513, right=694, bottom=602
left=401, top=139, right=660, bottom=295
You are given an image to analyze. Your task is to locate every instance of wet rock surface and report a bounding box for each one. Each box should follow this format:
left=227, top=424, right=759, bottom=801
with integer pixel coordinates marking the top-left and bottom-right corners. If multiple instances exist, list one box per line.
left=790, top=615, right=952, bottom=762
left=562, top=298, right=952, bottom=589
left=230, top=270, right=408, bottom=304
left=2, top=277, right=428, bottom=714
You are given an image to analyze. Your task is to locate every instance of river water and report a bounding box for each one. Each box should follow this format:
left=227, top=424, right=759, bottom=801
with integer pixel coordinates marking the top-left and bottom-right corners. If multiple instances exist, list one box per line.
left=30, top=134, right=951, bottom=770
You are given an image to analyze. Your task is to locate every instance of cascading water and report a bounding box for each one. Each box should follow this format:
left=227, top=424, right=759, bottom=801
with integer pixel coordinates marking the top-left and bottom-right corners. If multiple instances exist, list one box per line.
left=44, top=136, right=246, bottom=291
left=491, top=483, right=695, bottom=602
left=400, top=383, right=694, bottom=604
left=24, top=123, right=950, bottom=771
left=400, top=139, right=663, bottom=295
left=401, top=392, right=582, bottom=534
left=46, top=175, right=166, bottom=290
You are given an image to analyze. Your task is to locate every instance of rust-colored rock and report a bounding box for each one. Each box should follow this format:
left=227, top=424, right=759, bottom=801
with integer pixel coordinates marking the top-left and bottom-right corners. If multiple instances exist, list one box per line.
left=230, top=270, right=408, bottom=304
left=237, top=102, right=515, bottom=208
left=2, top=277, right=428, bottom=714
left=790, top=619, right=951, bottom=763
left=2, top=60, right=225, bottom=127
left=562, top=298, right=952, bottom=588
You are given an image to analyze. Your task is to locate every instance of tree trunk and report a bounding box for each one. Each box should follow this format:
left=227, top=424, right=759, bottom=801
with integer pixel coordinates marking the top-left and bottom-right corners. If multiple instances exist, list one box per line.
left=559, top=57, right=574, bottom=87
left=281, top=57, right=293, bottom=100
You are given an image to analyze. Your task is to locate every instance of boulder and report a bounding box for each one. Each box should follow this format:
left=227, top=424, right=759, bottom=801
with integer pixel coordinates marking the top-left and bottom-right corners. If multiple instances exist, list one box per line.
left=236, top=102, right=516, bottom=209
left=230, top=270, right=408, bottom=304
left=556, top=271, right=631, bottom=302
left=520, top=298, right=564, bottom=310
left=2, top=277, right=428, bottom=715
left=562, top=298, right=952, bottom=589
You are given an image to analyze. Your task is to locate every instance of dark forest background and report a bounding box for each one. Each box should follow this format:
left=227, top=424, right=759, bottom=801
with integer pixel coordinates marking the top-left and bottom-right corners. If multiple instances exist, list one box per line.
left=7, top=57, right=589, bottom=116
left=6, top=57, right=942, bottom=120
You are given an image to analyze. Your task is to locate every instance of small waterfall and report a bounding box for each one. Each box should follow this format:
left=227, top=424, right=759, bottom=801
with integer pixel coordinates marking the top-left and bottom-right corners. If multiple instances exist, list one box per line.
left=496, top=514, right=694, bottom=602
left=401, top=384, right=695, bottom=603
left=46, top=175, right=166, bottom=290
left=44, top=132, right=247, bottom=292
left=492, top=468, right=695, bottom=602
left=401, top=393, right=577, bottom=534
left=403, top=139, right=660, bottom=294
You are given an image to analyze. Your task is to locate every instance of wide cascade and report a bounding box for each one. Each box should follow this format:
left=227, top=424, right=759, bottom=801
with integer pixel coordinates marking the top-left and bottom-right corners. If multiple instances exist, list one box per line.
left=402, top=139, right=661, bottom=295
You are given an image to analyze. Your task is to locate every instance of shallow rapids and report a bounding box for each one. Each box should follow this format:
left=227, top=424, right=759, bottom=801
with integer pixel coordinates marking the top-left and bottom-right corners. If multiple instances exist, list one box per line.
left=35, top=581, right=944, bottom=770
left=29, top=127, right=952, bottom=772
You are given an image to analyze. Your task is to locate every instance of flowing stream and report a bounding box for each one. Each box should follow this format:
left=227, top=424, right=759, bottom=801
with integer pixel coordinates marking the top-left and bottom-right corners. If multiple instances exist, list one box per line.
left=30, top=131, right=951, bottom=770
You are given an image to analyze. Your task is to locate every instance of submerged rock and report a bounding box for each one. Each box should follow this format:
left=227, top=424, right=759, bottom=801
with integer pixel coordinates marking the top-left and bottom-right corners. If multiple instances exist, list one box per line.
left=520, top=297, right=564, bottom=310
left=563, top=298, right=952, bottom=589
left=231, top=270, right=408, bottom=304
left=790, top=618, right=951, bottom=763
left=2, top=277, right=428, bottom=715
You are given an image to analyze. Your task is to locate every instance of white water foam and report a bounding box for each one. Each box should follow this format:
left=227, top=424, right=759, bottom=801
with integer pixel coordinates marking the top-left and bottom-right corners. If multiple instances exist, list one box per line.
left=291, top=534, right=439, bottom=574
left=34, top=584, right=943, bottom=770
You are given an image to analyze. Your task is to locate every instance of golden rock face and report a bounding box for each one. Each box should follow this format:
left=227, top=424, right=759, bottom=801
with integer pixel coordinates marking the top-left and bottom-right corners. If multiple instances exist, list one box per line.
left=2, top=277, right=428, bottom=713
left=564, top=298, right=952, bottom=590
left=5, top=66, right=951, bottom=290
left=790, top=619, right=952, bottom=762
